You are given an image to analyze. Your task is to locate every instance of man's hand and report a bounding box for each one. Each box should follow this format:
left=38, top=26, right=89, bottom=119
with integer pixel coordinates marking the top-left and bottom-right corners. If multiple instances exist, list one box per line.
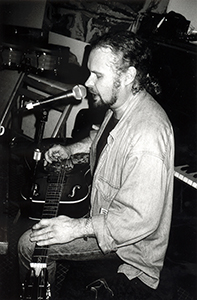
left=30, top=216, right=85, bottom=246
left=45, top=144, right=71, bottom=164
left=30, top=216, right=82, bottom=246
left=44, top=137, right=92, bottom=165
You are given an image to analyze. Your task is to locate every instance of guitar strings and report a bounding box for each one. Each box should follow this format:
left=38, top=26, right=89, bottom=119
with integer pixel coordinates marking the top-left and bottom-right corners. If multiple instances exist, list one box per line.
left=33, top=162, right=67, bottom=263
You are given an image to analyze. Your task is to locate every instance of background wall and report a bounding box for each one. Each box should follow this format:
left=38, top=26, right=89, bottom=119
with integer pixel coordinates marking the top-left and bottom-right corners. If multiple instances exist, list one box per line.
left=48, top=0, right=169, bottom=43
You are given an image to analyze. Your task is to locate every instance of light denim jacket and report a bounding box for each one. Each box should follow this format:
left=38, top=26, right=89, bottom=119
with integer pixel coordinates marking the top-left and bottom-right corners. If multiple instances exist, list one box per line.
left=89, top=90, right=174, bottom=289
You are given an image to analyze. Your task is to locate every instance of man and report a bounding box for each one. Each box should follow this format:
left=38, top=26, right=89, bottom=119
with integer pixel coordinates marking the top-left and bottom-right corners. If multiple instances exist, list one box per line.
left=18, top=31, right=175, bottom=299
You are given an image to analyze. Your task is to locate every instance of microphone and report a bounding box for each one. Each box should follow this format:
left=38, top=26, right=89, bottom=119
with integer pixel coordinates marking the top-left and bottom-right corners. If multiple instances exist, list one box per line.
left=25, top=84, right=87, bottom=110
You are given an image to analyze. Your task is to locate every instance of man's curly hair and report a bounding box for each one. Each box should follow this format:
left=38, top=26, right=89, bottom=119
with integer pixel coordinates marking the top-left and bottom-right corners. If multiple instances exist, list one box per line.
left=91, top=31, right=160, bottom=95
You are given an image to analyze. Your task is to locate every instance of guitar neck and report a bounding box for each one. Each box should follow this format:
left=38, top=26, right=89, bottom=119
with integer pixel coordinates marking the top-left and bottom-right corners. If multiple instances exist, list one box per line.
left=42, top=182, right=65, bottom=219
left=32, top=245, right=49, bottom=264
left=32, top=165, right=66, bottom=265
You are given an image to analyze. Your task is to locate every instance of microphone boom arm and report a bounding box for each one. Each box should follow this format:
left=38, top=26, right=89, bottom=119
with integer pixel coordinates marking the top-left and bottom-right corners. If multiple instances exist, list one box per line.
left=25, top=85, right=86, bottom=110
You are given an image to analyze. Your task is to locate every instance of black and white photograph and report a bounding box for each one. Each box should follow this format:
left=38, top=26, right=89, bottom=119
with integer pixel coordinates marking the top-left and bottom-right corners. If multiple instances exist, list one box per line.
left=0, top=0, right=196, bottom=299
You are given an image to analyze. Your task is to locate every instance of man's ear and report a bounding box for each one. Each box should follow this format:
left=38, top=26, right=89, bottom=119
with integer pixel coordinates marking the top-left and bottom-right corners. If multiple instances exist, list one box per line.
left=124, top=66, right=137, bottom=86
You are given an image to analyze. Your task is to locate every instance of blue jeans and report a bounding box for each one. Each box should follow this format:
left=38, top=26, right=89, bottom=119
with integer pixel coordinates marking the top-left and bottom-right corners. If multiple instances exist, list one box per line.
left=18, top=229, right=117, bottom=283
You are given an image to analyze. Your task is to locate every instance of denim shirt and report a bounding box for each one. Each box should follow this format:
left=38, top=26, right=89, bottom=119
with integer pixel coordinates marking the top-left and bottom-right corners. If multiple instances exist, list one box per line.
left=89, top=90, right=174, bottom=289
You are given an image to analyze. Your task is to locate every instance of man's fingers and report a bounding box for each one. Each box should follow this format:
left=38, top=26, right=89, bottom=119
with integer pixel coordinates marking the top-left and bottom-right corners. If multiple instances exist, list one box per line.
left=30, top=229, right=53, bottom=242
left=32, top=219, right=51, bottom=230
left=44, top=152, right=52, bottom=163
left=36, top=237, right=55, bottom=246
left=44, top=144, right=60, bottom=163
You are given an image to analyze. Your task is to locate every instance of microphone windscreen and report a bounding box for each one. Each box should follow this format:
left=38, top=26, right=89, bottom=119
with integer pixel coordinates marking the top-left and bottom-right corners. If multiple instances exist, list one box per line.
left=73, top=85, right=87, bottom=100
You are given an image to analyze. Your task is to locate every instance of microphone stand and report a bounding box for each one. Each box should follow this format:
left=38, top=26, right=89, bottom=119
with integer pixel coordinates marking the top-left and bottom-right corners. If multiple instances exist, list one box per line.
left=34, top=107, right=49, bottom=148
left=30, top=107, right=49, bottom=192
left=28, top=99, right=71, bottom=194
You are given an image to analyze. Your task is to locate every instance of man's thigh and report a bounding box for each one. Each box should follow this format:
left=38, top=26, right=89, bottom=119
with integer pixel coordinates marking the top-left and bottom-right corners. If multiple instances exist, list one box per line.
left=48, top=237, right=116, bottom=262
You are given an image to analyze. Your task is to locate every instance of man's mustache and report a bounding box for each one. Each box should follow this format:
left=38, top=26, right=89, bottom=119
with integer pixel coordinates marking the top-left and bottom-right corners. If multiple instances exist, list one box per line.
left=87, top=88, right=97, bottom=95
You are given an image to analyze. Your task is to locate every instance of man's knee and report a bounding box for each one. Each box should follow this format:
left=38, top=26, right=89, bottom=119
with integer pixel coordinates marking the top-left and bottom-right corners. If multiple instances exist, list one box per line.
left=18, top=229, right=35, bottom=259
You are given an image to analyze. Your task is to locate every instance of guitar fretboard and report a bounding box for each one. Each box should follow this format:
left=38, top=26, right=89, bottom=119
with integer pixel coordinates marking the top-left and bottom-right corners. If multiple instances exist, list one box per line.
left=43, top=182, right=64, bottom=218
left=32, top=246, right=49, bottom=264
left=32, top=164, right=67, bottom=264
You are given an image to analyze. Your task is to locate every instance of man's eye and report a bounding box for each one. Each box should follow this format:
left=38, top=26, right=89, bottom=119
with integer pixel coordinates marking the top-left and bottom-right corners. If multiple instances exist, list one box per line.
left=96, top=74, right=102, bottom=79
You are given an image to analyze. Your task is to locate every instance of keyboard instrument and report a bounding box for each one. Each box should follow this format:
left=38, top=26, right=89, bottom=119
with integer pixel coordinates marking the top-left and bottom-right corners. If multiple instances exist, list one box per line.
left=174, top=165, right=197, bottom=189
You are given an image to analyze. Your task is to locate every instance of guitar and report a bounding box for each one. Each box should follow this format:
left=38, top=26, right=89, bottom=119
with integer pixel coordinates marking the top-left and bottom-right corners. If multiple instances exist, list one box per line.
left=21, top=155, right=91, bottom=299
left=21, top=152, right=91, bottom=220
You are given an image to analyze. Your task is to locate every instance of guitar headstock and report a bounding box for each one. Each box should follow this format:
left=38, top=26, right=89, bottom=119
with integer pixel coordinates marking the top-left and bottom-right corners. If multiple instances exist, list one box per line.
left=21, top=267, right=51, bottom=300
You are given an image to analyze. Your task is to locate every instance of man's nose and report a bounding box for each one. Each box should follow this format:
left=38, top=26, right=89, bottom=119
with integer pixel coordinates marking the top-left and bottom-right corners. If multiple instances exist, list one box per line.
left=85, top=74, right=94, bottom=88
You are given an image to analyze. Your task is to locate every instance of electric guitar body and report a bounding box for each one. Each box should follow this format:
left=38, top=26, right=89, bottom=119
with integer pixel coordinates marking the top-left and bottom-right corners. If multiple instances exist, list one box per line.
left=22, top=159, right=90, bottom=220
left=21, top=149, right=91, bottom=220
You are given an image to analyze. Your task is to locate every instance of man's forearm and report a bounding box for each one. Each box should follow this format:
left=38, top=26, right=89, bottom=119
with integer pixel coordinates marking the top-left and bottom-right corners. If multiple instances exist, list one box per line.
left=69, top=136, right=92, bottom=156
left=72, top=217, right=95, bottom=240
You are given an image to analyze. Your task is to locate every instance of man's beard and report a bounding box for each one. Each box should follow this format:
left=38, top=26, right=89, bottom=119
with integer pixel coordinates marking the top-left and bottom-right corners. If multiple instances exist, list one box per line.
left=89, top=77, right=121, bottom=109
